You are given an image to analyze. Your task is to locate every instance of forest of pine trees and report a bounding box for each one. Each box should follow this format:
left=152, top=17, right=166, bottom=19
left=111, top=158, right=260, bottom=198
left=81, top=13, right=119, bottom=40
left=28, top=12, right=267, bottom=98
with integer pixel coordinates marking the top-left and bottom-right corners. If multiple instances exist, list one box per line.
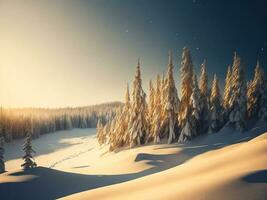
left=97, top=47, right=267, bottom=151
left=0, top=102, right=122, bottom=142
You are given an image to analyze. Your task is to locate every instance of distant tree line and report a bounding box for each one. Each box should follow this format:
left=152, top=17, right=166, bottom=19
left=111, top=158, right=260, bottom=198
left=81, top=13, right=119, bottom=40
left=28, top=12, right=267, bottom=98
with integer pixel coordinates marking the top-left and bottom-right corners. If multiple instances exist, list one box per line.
left=0, top=102, right=122, bottom=142
left=97, top=48, right=267, bottom=151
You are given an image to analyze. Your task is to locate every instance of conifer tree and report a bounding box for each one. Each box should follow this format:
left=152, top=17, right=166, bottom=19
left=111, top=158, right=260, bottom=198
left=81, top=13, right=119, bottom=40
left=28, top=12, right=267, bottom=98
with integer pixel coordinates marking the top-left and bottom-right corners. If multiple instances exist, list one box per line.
left=179, top=47, right=194, bottom=126
left=0, top=136, right=5, bottom=173
left=128, top=60, right=148, bottom=147
left=179, top=73, right=200, bottom=142
left=228, top=52, right=247, bottom=131
left=223, top=65, right=232, bottom=121
left=199, top=60, right=209, bottom=133
left=247, top=61, right=267, bottom=121
left=148, top=80, right=155, bottom=119
left=96, top=120, right=105, bottom=145
left=161, top=50, right=180, bottom=143
left=151, top=74, right=162, bottom=143
left=21, top=123, right=37, bottom=170
left=209, top=74, right=223, bottom=132
left=190, top=73, right=202, bottom=134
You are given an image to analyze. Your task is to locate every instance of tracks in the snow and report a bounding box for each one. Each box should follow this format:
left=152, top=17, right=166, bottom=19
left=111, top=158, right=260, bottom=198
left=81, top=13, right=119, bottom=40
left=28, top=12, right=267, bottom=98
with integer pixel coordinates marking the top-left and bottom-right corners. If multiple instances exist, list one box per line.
left=49, top=147, right=93, bottom=169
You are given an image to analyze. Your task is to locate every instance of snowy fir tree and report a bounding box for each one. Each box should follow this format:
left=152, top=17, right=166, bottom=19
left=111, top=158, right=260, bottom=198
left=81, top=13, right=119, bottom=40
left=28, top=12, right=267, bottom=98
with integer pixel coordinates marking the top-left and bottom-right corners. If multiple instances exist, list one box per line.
left=179, top=73, right=200, bottom=142
left=96, top=120, right=106, bottom=145
left=209, top=74, right=223, bottom=133
left=223, top=65, right=232, bottom=122
left=151, top=74, right=163, bottom=143
left=178, top=106, right=196, bottom=142
left=128, top=60, right=148, bottom=147
left=228, top=52, right=247, bottom=131
left=0, top=136, right=5, bottom=173
left=109, top=85, right=132, bottom=150
left=247, top=61, right=267, bottom=121
left=198, top=59, right=210, bottom=133
left=21, top=124, right=37, bottom=170
left=179, top=47, right=194, bottom=127
left=161, top=50, right=180, bottom=143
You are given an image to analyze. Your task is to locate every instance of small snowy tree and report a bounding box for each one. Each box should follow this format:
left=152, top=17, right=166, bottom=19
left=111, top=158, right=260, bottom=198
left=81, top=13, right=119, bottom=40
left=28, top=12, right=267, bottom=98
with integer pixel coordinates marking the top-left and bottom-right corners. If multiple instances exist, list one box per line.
left=247, top=61, right=267, bottom=121
left=199, top=60, right=209, bottom=133
left=0, top=136, right=5, bottom=173
left=128, top=60, right=148, bottom=147
left=161, top=50, right=180, bottom=143
left=228, top=52, right=247, bottom=131
left=179, top=47, right=194, bottom=126
left=209, top=74, right=223, bottom=133
left=21, top=124, right=37, bottom=170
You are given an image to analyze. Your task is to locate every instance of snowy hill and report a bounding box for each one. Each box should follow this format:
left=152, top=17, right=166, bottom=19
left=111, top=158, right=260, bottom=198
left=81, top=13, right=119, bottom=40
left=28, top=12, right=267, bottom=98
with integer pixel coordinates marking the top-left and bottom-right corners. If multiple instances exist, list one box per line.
left=0, top=124, right=267, bottom=200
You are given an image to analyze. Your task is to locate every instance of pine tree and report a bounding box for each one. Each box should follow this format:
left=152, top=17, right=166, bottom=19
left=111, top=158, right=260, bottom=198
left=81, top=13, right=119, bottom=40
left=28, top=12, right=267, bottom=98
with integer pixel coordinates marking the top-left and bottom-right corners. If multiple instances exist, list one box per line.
left=223, top=65, right=232, bottom=121
left=199, top=60, right=209, bottom=133
left=128, top=60, right=148, bottom=147
left=150, top=74, right=162, bottom=143
left=190, top=73, right=202, bottom=134
left=147, top=80, right=155, bottom=140
left=179, top=47, right=194, bottom=126
left=21, top=123, right=37, bottom=169
left=0, top=136, right=5, bottom=173
left=96, top=119, right=105, bottom=145
left=209, top=74, right=223, bottom=132
left=109, top=84, right=132, bottom=150
left=228, top=52, right=247, bottom=131
left=247, top=61, right=267, bottom=121
left=179, top=73, right=200, bottom=142
left=161, top=50, right=180, bottom=144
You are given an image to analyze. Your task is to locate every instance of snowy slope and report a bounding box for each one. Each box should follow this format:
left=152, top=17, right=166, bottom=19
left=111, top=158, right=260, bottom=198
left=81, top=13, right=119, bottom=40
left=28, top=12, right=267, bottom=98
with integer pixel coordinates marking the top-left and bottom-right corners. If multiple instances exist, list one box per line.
left=0, top=124, right=267, bottom=200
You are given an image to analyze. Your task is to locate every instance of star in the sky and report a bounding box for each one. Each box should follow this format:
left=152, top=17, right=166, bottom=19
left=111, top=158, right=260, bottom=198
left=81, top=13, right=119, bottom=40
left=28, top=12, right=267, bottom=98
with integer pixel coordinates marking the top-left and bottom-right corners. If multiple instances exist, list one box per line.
left=125, top=29, right=129, bottom=33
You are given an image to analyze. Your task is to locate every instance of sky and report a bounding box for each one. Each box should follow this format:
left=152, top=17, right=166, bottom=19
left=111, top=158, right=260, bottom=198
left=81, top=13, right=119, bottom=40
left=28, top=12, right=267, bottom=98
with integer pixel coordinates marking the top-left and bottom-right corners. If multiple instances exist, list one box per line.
left=0, top=0, right=266, bottom=108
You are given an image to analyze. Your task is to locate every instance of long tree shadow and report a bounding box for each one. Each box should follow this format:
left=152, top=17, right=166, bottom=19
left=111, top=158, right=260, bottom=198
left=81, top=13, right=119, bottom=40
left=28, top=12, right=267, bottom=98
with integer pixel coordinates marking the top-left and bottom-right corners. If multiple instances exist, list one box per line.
left=242, top=170, right=267, bottom=183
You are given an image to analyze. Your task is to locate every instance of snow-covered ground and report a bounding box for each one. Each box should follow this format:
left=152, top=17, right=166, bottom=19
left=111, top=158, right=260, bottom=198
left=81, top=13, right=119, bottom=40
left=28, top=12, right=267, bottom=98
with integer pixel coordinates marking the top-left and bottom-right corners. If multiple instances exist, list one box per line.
left=1, top=124, right=267, bottom=200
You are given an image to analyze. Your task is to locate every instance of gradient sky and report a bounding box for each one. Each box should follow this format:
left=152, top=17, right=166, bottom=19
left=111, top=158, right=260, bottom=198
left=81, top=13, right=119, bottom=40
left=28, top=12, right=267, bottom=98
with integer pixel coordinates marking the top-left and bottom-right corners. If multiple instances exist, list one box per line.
left=0, top=0, right=266, bottom=108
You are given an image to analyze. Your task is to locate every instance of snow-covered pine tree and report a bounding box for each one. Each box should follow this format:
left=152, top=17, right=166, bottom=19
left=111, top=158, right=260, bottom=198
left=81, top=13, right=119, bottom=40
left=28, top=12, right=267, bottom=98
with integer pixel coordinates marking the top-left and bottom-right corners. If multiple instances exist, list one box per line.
left=190, top=73, right=202, bottom=135
left=128, top=59, right=148, bottom=147
left=96, top=119, right=105, bottom=145
left=148, top=80, right=155, bottom=120
left=247, top=61, right=267, bottom=121
left=179, top=73, right=200, bottom=142
left=178, top=106, right=196, bottom=142
left=223, top=65, right=232, bottom=122
left=21, top=123, right=37, bottom=170
left=147, top=80, right=155, bottom=140
left=179, top=47, right=194, bottom=127
left=161, top=50, right=180, bottom=144
left=122, top=83, right=131, bottom=145
left=0, top=135, right=5, bottom=173
left=199, top=59, right=210, bottom=134
left=228, top=52, right=247, bottom=131
left=209, top=74, right=223, bottom=133
left=151, top=74, right=163, bottom=143
left=109, top=84, right=132, bottom=150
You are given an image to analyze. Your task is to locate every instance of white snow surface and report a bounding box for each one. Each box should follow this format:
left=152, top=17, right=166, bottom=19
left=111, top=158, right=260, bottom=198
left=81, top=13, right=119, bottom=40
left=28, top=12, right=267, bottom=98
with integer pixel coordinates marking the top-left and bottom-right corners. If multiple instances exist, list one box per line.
left=0, top=123, right=267, bottom=200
